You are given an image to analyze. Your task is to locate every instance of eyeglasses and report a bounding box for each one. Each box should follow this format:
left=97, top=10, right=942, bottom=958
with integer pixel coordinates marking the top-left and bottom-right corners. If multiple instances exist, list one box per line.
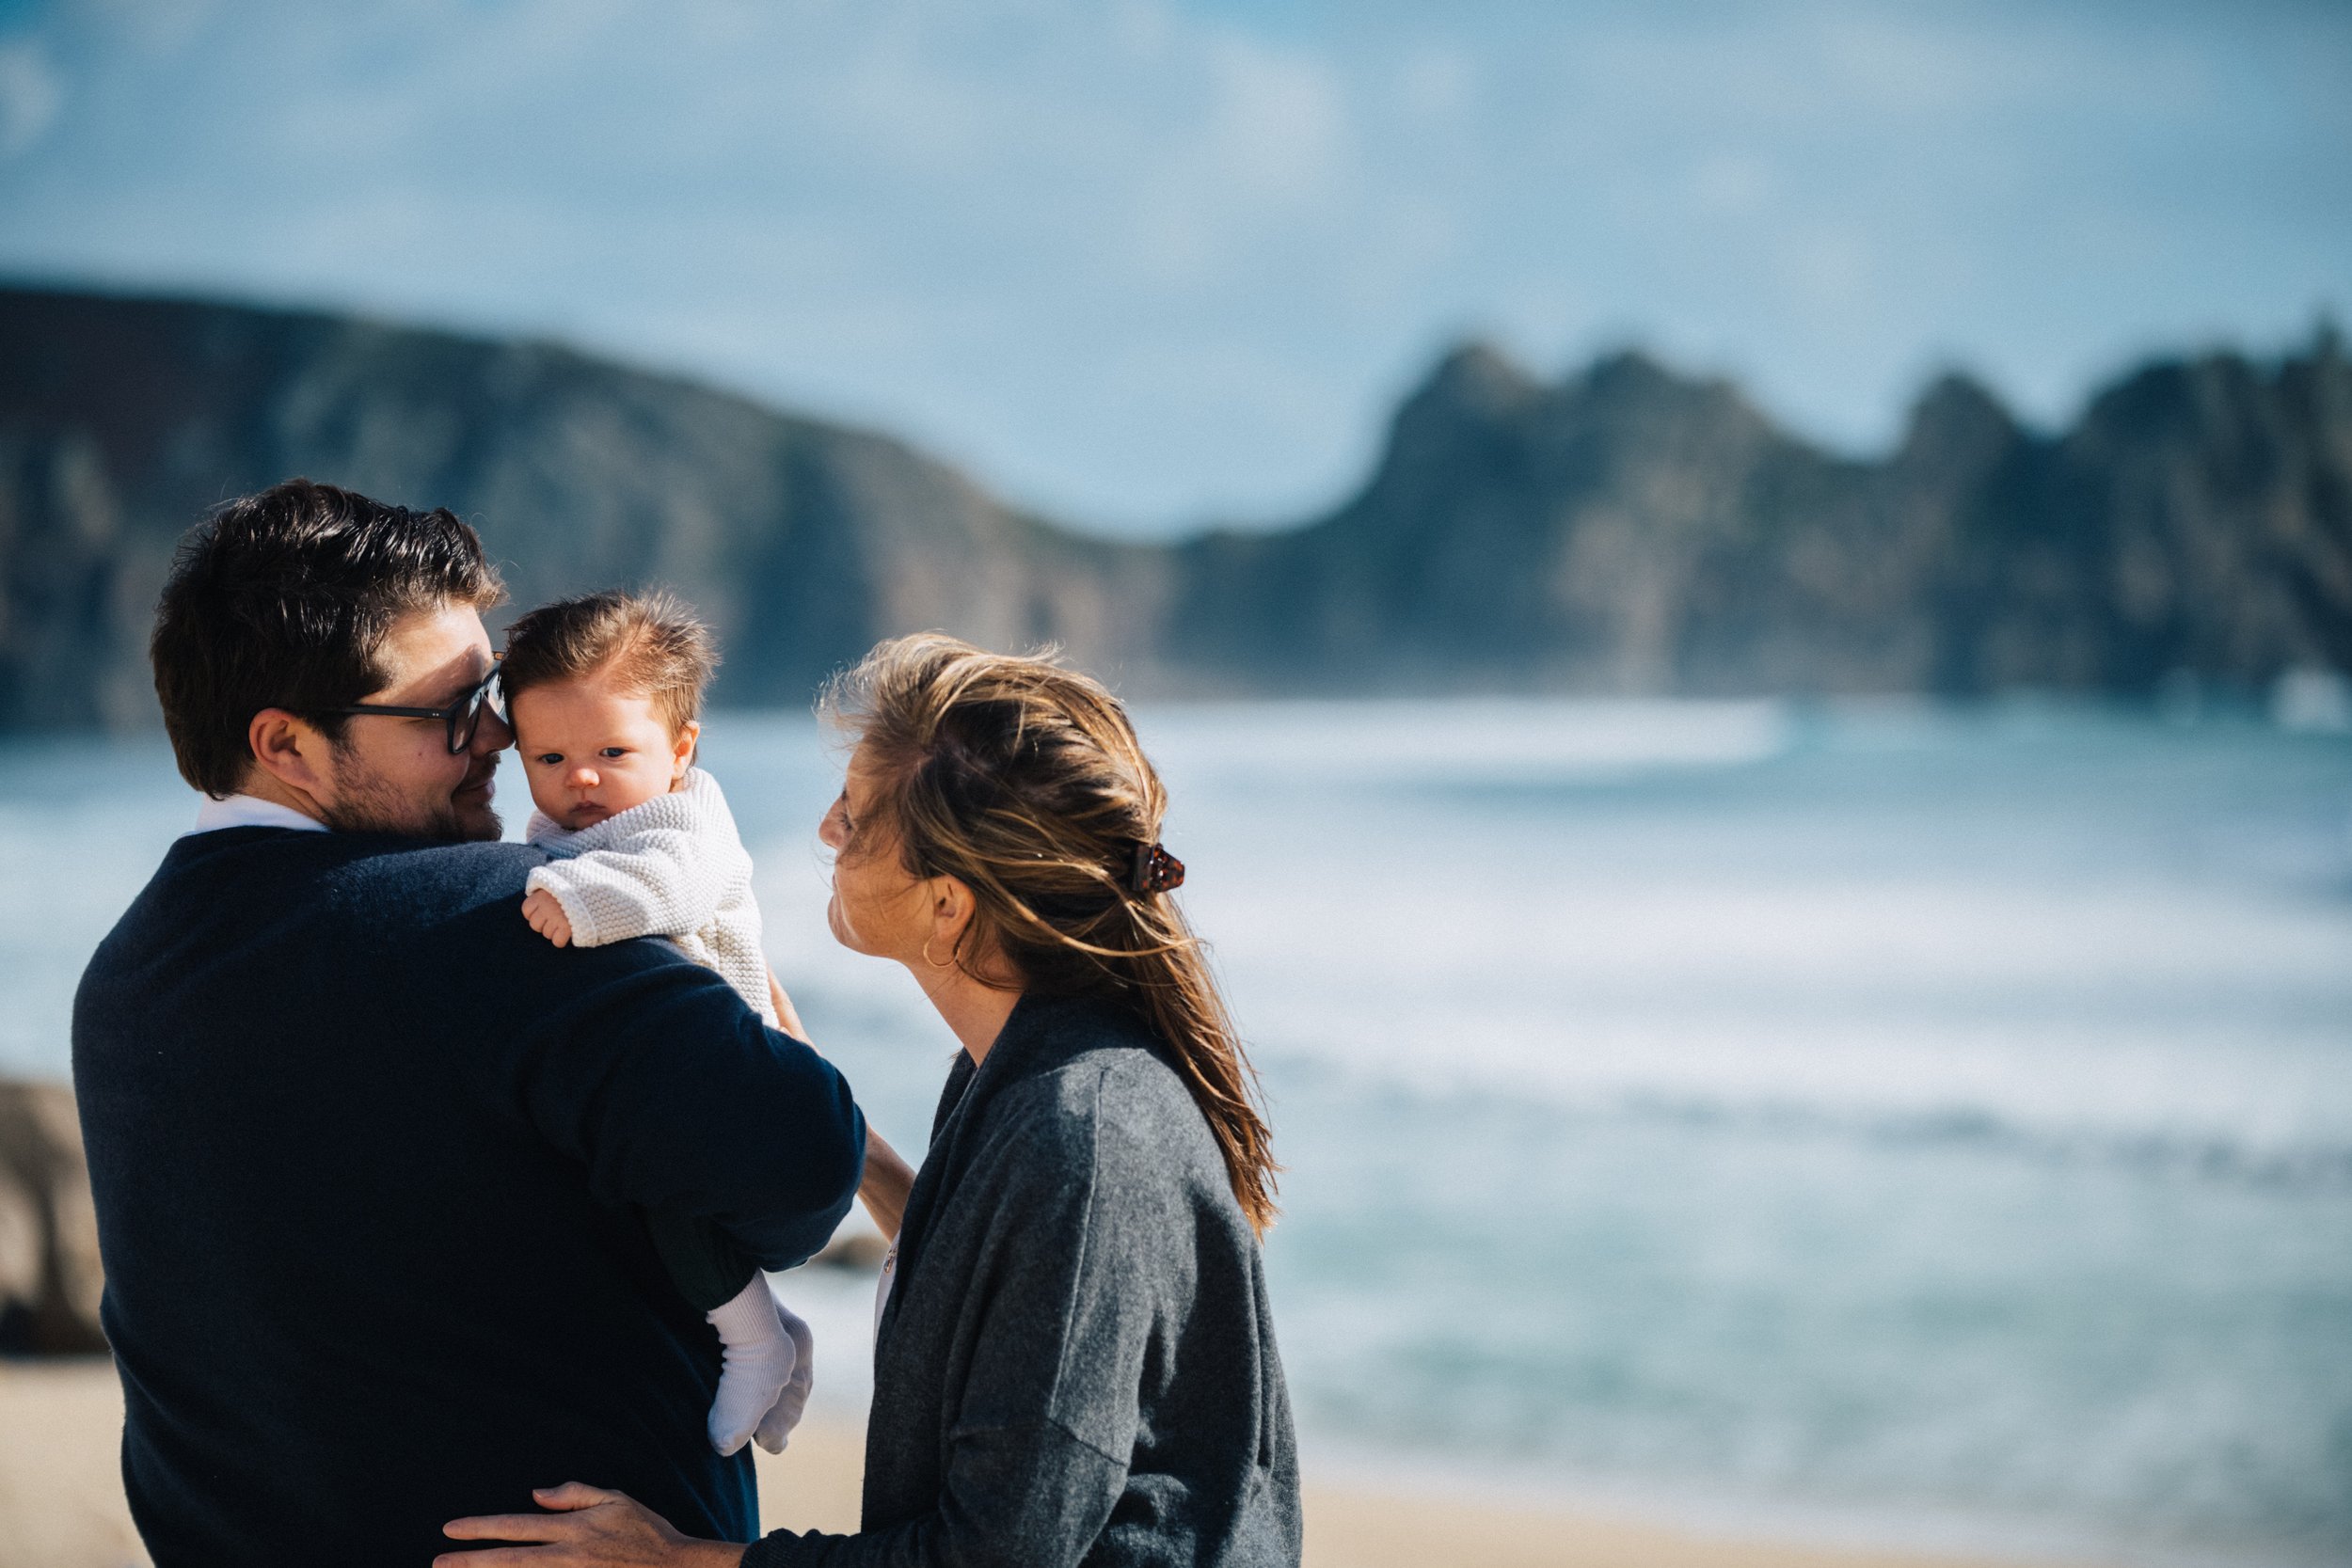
left=317, top=657, right=510, bottom=755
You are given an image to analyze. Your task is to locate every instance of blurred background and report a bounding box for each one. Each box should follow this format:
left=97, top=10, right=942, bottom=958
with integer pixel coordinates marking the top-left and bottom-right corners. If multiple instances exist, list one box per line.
left=2, top=3, right=2349, bottom=1566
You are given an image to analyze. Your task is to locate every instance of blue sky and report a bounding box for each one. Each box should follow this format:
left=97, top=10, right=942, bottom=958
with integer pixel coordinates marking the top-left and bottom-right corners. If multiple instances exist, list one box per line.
left=1, top=0, right=2345, bottom=535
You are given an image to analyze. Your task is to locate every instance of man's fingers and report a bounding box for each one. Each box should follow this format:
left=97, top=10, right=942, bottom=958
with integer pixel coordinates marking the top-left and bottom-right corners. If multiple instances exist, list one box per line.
left=534, top=1481, right=626, bottom=1511
left=434, top=1550, right=557, bottom=1567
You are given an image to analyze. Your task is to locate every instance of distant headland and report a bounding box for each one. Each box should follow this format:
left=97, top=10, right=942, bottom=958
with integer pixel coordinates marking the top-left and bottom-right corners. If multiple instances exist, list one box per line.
left=2, top=283, right=2344, bottom=729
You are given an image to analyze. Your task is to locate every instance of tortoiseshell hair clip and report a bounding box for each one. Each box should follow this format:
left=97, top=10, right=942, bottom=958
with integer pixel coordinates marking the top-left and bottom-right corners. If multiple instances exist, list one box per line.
left=1130, top=841, right=1185, bottom=895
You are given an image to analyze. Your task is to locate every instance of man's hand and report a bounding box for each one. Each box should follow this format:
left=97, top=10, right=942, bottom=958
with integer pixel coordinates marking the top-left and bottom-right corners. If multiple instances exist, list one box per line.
left=522, top=889, right=575, bottom=948
left=437, top=1482, right=745, bottom=1566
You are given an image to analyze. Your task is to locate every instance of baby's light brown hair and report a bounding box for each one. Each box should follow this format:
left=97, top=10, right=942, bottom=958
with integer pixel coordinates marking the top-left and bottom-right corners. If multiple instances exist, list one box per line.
left=500, top=590, right=717, bottom=736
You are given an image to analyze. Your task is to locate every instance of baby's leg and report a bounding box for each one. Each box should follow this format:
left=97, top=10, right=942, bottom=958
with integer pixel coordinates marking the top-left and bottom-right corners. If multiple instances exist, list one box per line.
left=706, top=1275, right=816, bottom=1456
left=640, top=1211, right=817, bottom=1455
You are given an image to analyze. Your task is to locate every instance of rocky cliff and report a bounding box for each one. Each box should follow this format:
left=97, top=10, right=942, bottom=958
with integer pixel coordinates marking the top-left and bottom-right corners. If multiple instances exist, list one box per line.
left=0, top=286, right=1167, bottom=728
left=1172, top=335, right=2352, bottom=695
left=2, top=283, right=2344, bottom=725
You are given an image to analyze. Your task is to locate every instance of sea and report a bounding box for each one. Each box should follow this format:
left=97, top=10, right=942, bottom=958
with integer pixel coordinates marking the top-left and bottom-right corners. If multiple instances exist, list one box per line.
left=5, top=697, right=2348, bottom=1567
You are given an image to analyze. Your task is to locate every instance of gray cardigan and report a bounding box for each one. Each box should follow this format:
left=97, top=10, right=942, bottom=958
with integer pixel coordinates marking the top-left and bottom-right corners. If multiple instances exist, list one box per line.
left=744, top=992, right=1301, bottom=1568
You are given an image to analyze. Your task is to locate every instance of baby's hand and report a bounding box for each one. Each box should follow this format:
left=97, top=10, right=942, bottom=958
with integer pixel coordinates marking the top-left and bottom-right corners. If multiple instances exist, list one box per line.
left=521, top=888, right=574, bottom=947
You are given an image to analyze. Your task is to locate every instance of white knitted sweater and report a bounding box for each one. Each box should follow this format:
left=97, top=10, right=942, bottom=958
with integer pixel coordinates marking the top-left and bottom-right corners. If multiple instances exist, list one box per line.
left=523, top=768, right=778, bottom=1025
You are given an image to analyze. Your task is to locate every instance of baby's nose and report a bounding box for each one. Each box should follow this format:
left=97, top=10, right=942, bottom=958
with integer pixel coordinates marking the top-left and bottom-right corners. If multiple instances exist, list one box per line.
left=567, top=766, right=600, bottom=790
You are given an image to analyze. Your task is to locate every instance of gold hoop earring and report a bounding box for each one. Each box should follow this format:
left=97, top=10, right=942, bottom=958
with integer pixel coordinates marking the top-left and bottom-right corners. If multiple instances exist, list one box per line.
left=921, top=936, right=957, bottom=970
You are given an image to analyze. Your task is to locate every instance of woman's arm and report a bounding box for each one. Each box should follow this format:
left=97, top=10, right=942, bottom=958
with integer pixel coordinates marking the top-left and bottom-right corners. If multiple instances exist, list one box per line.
left=857, top=1129, right=914, bottom=1242
left=437, top=1482, right=744, bottom=1567
left=765, top=969, right=809, bottom=1040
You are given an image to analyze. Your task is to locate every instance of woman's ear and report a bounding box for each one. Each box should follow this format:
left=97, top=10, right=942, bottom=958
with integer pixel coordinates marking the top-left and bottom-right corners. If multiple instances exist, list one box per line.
left=930, top=876, right=1019, bottom=986
left=930, top=875, right=975, bottom=953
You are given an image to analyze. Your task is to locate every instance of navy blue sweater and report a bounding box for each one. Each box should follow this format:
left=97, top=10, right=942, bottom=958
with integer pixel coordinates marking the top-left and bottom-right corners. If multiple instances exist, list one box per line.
left=72, top=825, right=866, bottom=1567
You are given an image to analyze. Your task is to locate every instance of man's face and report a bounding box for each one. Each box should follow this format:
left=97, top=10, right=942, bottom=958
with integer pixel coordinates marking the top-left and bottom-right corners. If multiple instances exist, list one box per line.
left=314, top=601, right=510, bottom=842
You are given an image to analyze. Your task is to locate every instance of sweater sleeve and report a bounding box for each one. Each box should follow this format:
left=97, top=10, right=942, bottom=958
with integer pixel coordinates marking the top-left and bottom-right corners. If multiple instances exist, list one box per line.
left=524, top=822, right=746, bottom=949
left=744, top=1073, right=1158, bottom=1568
left=512, top=952, right=866, bottom=1275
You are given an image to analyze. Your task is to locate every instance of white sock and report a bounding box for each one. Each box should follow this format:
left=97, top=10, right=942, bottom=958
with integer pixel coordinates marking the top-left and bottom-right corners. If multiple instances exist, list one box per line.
left=753, top=1300, right=816, bottom=1454
left=705, top=1276, right=801, bottom=1457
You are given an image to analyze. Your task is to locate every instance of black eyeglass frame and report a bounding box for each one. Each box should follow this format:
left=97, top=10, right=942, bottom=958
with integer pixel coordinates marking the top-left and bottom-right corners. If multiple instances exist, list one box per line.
left=314, top=657, right=509, bottom=755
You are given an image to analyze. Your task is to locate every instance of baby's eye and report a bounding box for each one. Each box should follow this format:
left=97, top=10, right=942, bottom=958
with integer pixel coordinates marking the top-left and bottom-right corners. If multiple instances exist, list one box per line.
left=533, top=752, right=563, bottom=766
left=600, top=747, right=629, bottom=759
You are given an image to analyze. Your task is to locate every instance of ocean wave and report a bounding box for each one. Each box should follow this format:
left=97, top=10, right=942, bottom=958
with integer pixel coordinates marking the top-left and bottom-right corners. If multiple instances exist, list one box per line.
left=1270, top=1048, right=2352, bottom=1191
left=1606, top=1089, right=2352, bottom=1189
left=1142, top=696, right=1793, bottom=787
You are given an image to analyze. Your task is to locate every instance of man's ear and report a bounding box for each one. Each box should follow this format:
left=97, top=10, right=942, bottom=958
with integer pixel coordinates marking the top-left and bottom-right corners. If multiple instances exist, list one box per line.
left=246, top=707, right=336, bottom=802
left=672, top=719, right=701, bottom=779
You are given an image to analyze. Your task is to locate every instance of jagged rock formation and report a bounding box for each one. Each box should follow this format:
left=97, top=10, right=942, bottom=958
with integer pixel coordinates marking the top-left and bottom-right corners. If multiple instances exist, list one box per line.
left=1173, top=335, right=2352, bottom=695
left=1, top=282, right=2344, bottom=727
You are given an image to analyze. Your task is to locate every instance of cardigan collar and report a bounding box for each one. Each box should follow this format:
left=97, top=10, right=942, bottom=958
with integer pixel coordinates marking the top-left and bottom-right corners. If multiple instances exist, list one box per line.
left=882, top=990, right=1156, bottom=1345
left=943, top=992, right=1144, bottom=1130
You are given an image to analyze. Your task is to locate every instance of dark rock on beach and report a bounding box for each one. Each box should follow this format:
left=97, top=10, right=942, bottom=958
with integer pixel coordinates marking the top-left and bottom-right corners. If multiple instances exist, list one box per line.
left=1, top=282, right=2346, bottom=724
left=0, top=1073, right=892, bottom=1357
left=0, top=1080, right=106, bottom=1356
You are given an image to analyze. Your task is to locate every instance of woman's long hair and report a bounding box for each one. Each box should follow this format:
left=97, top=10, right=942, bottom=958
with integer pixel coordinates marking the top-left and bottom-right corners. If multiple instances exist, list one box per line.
left=823, top=633, right=1279, bottom=1235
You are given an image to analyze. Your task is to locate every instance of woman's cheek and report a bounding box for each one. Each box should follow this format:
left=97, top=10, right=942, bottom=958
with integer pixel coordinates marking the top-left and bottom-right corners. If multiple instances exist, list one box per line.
left=826, top=880, right=877, bottom=956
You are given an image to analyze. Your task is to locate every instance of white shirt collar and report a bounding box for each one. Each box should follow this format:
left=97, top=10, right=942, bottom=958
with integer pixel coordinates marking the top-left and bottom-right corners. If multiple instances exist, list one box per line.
left=187, top=793, right=331, bottom=836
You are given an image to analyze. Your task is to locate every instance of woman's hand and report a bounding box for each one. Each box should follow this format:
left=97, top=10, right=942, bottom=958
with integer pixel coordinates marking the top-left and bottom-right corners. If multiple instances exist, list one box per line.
left=767, top=968, right=811, bottom=1041
left=437, top=1483, right=746, bottom=1567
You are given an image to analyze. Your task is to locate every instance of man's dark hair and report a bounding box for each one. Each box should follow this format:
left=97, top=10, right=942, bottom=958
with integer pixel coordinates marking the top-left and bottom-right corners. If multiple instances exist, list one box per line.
left=151, top=479, right=507, bottom=798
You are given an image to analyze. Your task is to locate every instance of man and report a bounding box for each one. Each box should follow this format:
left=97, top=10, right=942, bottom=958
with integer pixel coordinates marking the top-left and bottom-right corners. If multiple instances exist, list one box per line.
left=72, top=479, right=869, bottom=1566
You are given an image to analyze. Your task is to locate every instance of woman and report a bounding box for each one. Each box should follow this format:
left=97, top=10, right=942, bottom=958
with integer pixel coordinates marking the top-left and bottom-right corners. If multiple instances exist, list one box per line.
left=440, top=634, right=1300, bottom=1568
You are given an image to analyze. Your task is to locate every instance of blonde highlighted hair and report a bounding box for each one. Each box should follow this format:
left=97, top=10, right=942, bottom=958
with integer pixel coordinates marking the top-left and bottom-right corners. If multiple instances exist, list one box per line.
left=823, top=634, right=1279, bottom=1235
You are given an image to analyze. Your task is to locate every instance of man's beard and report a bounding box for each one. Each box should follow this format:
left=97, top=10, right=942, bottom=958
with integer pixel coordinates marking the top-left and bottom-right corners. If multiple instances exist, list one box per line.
left=320, top=751, right=503, bottom=843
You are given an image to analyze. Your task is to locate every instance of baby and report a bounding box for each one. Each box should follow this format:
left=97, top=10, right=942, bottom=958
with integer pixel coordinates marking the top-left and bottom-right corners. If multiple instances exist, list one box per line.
left=501, top=588, right=813, bottom=1459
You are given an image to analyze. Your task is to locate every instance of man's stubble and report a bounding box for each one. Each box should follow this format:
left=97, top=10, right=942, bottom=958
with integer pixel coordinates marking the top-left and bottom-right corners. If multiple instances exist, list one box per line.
left=318, top=743, right=504, bottom=844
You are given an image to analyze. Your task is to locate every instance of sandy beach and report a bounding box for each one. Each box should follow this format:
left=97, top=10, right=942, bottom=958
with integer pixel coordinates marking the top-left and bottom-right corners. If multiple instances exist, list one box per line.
left=0, top=1356, right=2076, bottom=1568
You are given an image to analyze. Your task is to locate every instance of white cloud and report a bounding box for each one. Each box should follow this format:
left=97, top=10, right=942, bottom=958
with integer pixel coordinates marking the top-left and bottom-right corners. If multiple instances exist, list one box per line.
left=0, top=0, right=2344, bottom=527
left=0, top=40, right=64, bottom=159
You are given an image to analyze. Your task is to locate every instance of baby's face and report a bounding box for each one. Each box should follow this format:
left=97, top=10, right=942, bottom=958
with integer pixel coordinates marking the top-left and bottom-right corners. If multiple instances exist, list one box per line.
left=510, top=677, right=694, bottom=832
